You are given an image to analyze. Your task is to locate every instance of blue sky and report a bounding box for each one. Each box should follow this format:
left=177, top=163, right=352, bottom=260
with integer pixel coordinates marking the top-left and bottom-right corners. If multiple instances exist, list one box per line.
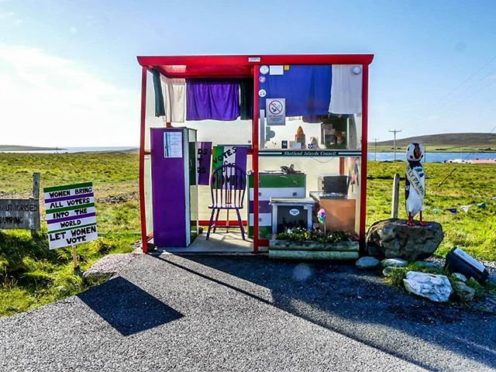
left=1, top=0, right=496, bottom=146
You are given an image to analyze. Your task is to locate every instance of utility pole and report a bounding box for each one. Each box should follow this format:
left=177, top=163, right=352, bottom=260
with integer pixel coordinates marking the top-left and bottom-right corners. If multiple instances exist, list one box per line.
left=389, top=129, right=402, bottom=161
left=374, top=138, right=379, bottom=161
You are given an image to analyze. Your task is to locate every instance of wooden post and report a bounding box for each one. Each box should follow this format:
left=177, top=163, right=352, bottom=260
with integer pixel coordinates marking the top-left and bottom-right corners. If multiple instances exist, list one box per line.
left=31, top=172, right=41, bottom=236
left=391, top=173, right=400, bottom=219
left=71, top=245, right=81, bottom=274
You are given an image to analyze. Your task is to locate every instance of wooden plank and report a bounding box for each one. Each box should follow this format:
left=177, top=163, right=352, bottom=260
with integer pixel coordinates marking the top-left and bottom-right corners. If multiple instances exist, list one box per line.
left=32, top=172, right=40, bottom=234
left=391, top=173, right=400, bottom=219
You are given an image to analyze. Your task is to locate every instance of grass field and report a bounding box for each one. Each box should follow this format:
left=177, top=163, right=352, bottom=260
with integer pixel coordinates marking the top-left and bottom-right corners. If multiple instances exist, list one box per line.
left=0, top=152, right=495, bottom=315
left=0, top=152, right=140, bottom=315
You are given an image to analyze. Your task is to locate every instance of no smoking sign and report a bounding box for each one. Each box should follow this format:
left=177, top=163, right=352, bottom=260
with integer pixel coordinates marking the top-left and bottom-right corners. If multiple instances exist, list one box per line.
left=266, top=98, right=286, bottom=126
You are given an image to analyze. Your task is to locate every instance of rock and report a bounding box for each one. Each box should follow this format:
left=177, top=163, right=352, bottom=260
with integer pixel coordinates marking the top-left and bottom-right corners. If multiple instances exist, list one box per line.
left=414, top=260, right=442, bottom=269
left=453, top=281, right=475, bottom=302
left=356, top=256, right=380, bottom=269
left=403, top=271, right=453, bottom=302
left=83, top=253, right=138, bottom=279
left=452, top=272, right=468, bottom=282
left=367, top=219, right=444, bottom=261
left=382, top=258, right=408, bottom=268
left=383, top=266, right=403, bottom=277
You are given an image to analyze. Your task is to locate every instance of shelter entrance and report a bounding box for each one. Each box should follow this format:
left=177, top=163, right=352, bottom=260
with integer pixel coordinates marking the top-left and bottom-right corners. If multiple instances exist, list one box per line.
left=143, top=75, right=256, bottom=254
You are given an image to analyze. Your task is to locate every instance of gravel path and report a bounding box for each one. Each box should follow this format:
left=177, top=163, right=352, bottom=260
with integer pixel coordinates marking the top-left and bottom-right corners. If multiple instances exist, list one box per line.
left=1, top=254, right=495, bottom=371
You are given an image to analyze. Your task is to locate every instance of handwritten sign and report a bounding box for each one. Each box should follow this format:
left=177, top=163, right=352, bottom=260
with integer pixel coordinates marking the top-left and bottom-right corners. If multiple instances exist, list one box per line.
left=197, top=142, right=212, bottom=185
left=0, top=173, right=40, bottom=233
left=0, top=199, right=39, bottom=229
left=44, top=182, right=98, bottom=249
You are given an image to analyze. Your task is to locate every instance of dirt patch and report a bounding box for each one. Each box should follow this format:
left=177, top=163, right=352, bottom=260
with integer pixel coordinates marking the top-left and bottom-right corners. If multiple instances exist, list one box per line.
left=97, top=192, right=138, bottom=204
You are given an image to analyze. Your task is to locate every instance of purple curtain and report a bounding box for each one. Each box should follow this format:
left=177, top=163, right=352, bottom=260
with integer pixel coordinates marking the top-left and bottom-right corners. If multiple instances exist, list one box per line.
left=186, top=80, right=240, bottom=121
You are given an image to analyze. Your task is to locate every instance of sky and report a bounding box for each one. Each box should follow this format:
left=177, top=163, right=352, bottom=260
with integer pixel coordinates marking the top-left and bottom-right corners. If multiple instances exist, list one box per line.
left=1, top=0, right=496, bottom=147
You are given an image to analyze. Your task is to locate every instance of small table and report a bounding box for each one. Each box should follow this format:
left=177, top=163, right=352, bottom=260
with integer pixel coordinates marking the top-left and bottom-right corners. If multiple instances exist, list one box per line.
left=270, top=197, right=315, bottom=234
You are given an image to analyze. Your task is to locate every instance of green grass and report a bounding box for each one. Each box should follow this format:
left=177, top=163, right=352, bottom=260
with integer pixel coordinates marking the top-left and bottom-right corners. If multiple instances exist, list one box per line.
left=367, top=161, right=496, bottom=260
left=0, top=153, right=495, bottom=316
left=0, top=152, right=140, bottom=316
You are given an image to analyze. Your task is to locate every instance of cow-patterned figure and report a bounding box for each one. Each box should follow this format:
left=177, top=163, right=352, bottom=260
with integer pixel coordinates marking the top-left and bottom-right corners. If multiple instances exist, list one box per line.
left=405, top=143, right=427, bottom=226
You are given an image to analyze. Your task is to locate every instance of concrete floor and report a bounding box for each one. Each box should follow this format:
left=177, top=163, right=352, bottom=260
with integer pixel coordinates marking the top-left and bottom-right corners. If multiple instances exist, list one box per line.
left=157, top=231, right=267, bottom=254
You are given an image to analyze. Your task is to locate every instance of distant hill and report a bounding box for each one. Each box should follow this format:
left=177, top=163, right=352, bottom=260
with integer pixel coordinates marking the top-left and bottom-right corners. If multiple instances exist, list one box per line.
left=369, top=133, right=496, bottom=151
left=0, top=145, right=63, bottom=151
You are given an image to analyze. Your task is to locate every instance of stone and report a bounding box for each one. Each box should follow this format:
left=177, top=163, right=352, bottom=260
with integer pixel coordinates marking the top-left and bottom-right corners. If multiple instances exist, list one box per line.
left=356, top=256, right=380, bottom=269
left=367, top=218, right=444, bottom=261
left=453, top=281, right=475, bottom=302
left=452, top=272, right=468, bottom=282
left=382, top=258, right=408, bottom=268
left=403, top=271, right=453, bottom=302
left=414, top=260, right=442, bottom=269
left=83, top=253, right=138, bottom=279
left=382, top=266, right=403, bottom=277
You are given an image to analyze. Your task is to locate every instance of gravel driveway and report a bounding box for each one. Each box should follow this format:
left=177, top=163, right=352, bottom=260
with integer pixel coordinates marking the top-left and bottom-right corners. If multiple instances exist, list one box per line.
left=1, top=254, right=495, bottom=371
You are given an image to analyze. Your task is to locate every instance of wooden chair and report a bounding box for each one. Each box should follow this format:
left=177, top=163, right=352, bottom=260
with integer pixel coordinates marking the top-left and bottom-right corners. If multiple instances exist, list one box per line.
left=206, top=164, right=246, bottom=240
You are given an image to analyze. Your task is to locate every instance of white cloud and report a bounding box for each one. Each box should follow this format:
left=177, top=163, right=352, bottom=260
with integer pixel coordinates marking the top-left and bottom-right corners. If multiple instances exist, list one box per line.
left=0, top=45, right=139, bottom=147
left=0, top=9, right=21, bottom=23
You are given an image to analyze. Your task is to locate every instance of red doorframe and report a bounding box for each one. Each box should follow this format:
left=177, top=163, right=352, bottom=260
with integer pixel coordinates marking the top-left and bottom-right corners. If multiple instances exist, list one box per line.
left=139, top=66, right=148, bottom=253
left=359, top=64, right=369, bottom=253
left=252, top=65, right=260, bottom=253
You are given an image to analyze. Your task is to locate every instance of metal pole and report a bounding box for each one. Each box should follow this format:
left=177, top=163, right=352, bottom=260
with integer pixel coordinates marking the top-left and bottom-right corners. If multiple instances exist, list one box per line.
left=389, top=129, right=402, bottom=161
left=374, top=138, right=378, bottom=161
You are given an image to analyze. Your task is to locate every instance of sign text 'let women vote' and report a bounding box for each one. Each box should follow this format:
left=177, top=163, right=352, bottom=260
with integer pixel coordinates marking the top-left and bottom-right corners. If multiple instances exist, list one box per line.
left=44, top=182, right=98, bottom=249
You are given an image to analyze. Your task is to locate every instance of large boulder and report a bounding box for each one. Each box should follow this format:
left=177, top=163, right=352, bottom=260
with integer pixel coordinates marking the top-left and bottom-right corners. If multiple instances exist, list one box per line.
left=403, top=271, right=453, bottom=302
left=367, top=219, right=443, bottom=261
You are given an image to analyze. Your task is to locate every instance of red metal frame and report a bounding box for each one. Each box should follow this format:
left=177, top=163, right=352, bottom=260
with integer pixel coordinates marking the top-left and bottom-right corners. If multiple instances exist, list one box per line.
left=252, top=66, right=260, bottom=253
left=137, top=54, right=373, bottom=254
left=139, top=66, right=148, bottom=253
left=359, top=64, right=369, bottom=253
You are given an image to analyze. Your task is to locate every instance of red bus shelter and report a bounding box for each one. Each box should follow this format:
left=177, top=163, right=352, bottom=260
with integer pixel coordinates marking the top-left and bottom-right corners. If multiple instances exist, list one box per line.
left=137, top=54, right=374, bottom=254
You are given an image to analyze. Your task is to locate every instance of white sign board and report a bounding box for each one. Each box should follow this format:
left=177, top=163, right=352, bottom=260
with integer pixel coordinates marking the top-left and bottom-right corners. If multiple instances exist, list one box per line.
left=44, top=182, right=98, bottom=249
left=164, top=131, right=183, bottom=158
left=266, top=98, right=286, bottom=126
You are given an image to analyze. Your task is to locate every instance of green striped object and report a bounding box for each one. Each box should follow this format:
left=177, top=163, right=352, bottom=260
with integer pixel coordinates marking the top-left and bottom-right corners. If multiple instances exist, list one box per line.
left=248, top=173, right=306, bottom=188
left=44, top=182, right=92, bottom=193
left=46, top=203, right=94, bottom=214
left=248, top=172, right=306, bottom=239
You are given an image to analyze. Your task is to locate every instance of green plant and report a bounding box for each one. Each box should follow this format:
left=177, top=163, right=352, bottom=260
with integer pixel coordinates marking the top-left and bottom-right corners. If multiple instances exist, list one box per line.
left=276, top=227, right=351, bottom=244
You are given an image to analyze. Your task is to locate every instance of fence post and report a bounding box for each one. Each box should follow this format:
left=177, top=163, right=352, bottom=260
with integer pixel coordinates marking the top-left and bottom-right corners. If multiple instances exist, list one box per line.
left=31, top=172, right=41, bottom=236
left=391, top=173, right=400, bottom=219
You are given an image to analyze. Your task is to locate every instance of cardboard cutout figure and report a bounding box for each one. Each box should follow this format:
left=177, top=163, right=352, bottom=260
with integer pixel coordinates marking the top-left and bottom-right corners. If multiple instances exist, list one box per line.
left=405, top=143, right=427, bottom=226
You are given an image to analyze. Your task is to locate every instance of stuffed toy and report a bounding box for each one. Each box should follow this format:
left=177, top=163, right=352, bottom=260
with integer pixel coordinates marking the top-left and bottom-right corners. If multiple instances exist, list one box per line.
left=405, top=143, right=426, bottom=226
